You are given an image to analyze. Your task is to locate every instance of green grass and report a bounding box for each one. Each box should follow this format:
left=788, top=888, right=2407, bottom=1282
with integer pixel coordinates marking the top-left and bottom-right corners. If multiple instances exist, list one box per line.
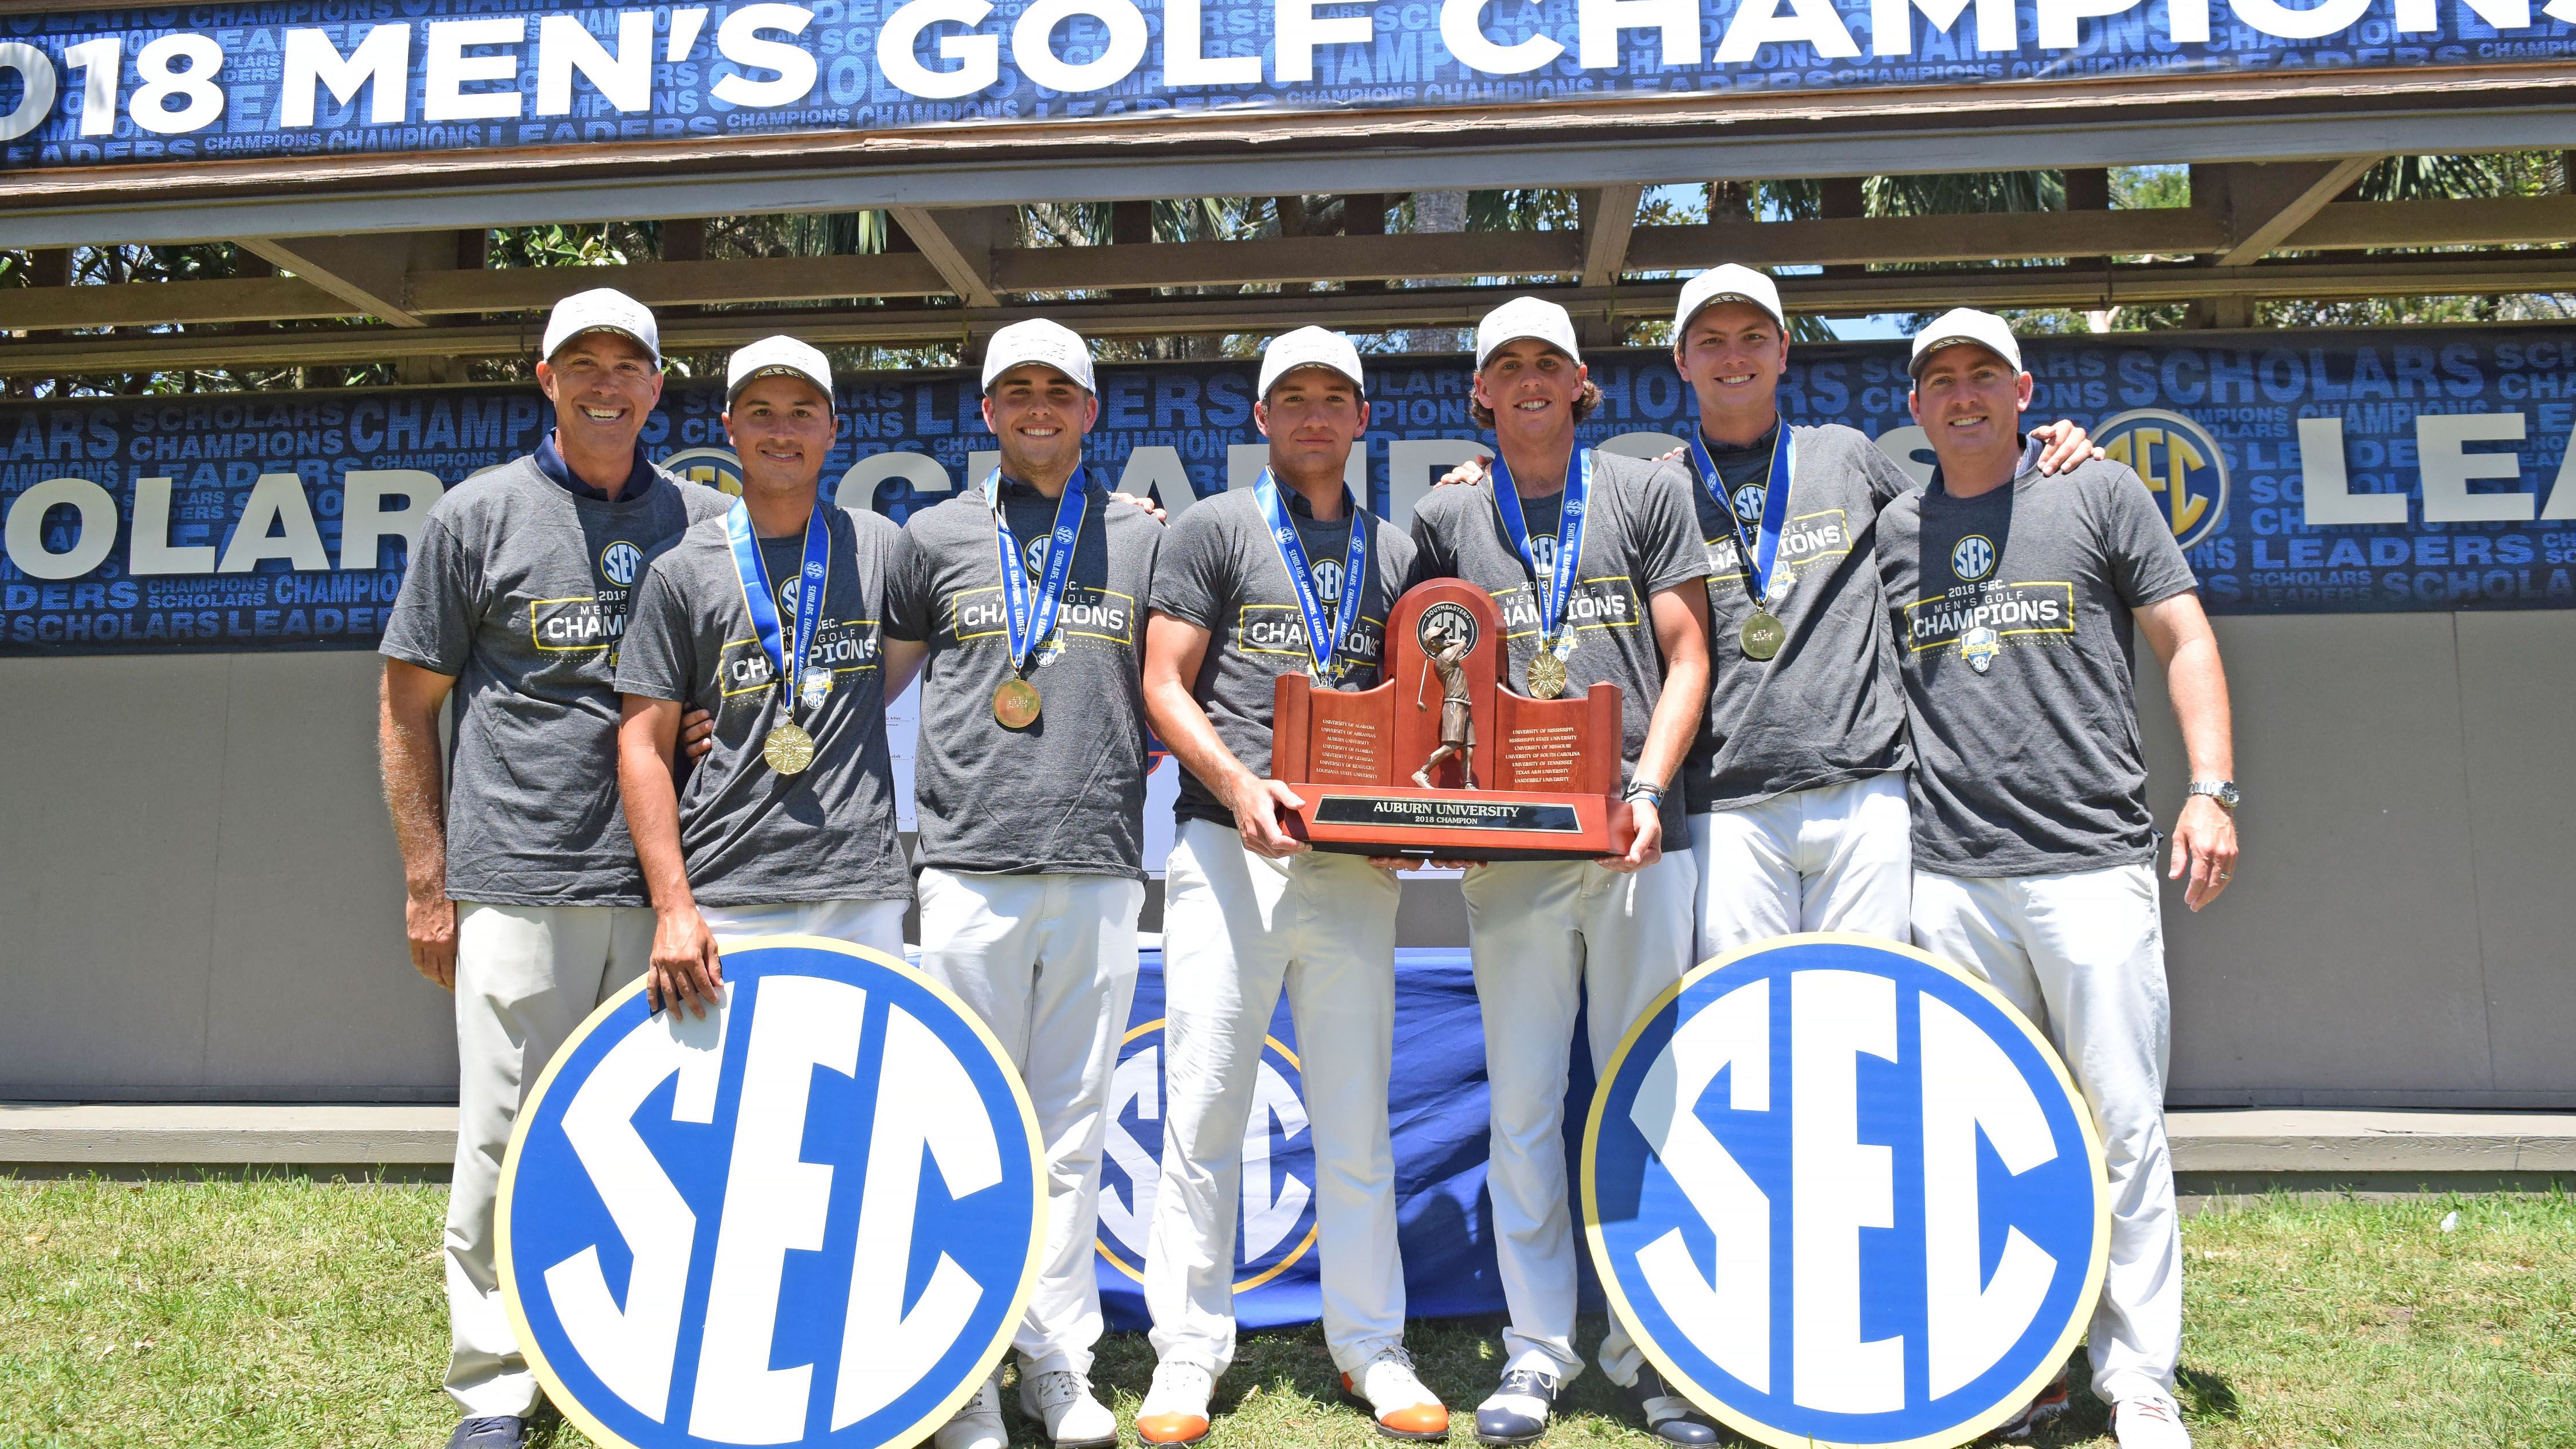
left=2, top=1182, right=2571, bottom=1447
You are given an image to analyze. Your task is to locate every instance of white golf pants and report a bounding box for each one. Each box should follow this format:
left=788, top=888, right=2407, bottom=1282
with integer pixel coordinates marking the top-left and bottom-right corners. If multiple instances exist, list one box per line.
left=697, top=896, right=907, bottom=956
left=1689, top=773, right=1912, bottom=959
left=445, top=901, right=655, bottom=1416
left=1145, top=819, right=1408, bottom=1378
left=1910, top=863, right=2182, bottom=1405
left=914, top=868, right=1144, bottom=1377
left=1461, top=847, right=1697, bottom=1387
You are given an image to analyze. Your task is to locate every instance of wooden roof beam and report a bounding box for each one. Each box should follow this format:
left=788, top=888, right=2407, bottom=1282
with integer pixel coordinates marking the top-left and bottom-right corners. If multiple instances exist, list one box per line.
left=13, top=254, right=2576, bottom=376
left=2203, top=157, right=2383, bottom=266
left=886, top=207, right=1007, bottom=307
left=234, top=232, right=460, bottom=328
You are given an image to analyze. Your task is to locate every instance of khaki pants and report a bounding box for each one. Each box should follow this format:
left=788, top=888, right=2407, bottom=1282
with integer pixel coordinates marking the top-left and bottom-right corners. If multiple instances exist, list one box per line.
left=444, top=901, right=654, bottom=1416
left=914, top=868, right=1144, bottom=1377
left=1144, top=819, right=1407, bottom=1378
left=697, top=896, right=907, bottom=955
left=1689, top=773, right=1913, bottom=959
left=1910, top=863, right=2182, bottom=1405
left=1461, top=848, right=1697, bottom=1388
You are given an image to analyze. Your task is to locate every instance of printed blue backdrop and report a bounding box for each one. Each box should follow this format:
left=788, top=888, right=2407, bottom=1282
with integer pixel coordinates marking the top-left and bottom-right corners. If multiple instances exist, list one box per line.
left=1, top=0, right=2564, bottom=172
left=6, top=329, right=2575, bottom=653
left=1097, top=945, right=1605, bottom=1330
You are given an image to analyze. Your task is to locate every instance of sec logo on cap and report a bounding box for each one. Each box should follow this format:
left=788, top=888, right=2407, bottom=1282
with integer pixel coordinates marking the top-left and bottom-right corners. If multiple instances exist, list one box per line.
left=1584, top=934, right=2108, bottom=1449
left=498, top=937, right=1044, bottom=1449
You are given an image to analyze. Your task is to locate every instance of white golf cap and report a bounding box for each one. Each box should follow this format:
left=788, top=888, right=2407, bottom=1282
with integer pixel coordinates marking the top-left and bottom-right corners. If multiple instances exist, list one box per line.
left=1256, top=327, right=1367, bottom=398
left=726, top=335, right=835, bottom=406
left=540, top=287, right=660, bottom=364
left=1672, top=263, right=1786, bottom=335
left=1910, top=308, right=2025, bottom=378
left=981, top=318, right=1097, bottom=394
left=1474, top=296, right=1581, bottom=370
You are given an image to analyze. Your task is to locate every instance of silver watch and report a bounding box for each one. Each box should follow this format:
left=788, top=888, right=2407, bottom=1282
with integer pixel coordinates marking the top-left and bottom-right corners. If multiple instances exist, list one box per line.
left=2188, top=780, right=2240, bottom=810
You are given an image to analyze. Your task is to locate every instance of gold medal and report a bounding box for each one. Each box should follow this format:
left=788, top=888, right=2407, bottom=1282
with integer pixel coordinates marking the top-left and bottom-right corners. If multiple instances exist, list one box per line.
left=993, top=677, right=1042, bottom=729
left=1526, top=651, right=1568, bottom=700
left=762, top=720, right=816, bottom=775
left=1739, top=611, right=1785, bottom=661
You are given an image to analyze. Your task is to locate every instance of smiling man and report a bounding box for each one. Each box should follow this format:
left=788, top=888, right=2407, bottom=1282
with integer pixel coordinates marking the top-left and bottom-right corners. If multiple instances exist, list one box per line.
left=1136, top=328, right=1444, bottom=1446
left=378, top=289, right=732, bottom=1449
left=886, top=319, right=1163, bottom=1449
left=612, top=335, right=912, bottom=1024
left=1409, top=297, right=1717, bottom=1448
left=1878, top=309, right=2241, bottom=1449
left=1666, top=266, right=2102, bottom=962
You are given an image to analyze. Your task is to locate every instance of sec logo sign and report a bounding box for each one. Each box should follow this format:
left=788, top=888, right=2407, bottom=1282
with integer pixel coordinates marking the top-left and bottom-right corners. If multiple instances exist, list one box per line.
left=2099, top=409, right=2227, bottom=551
left=663, top=447, right=747, bottom=498
left=1096, top=1020, right=1319, bottom=1292
left=1585, top=934, right=2108, bottom=1449
left=498, top=938, right=1043, bottom=1449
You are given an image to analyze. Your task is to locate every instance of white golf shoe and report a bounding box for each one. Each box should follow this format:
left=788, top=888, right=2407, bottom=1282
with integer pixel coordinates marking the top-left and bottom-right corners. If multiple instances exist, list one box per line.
left=1018, top=1367, right=1118, bottom=1449
left=2115, top=1393, right=2193, bottom=1449
left=1136, top=1360, right=1216, bottom=1445
left=933, top=1370, right=1006, bottom=1449
left=1340, top=1345, right=1450, bottom=1440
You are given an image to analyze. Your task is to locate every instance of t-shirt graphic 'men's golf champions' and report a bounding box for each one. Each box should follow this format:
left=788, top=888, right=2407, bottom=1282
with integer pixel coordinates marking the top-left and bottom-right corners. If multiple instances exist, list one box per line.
left=1149, top=486, right=1418, bottom=830
left=885, top=473, right=1163, bottom=877
left=614, top=505, right=910, bottom=909
left=1680, top=422, right=1918, bottom=817
left=1876, top=456, right=2200, bottom=875
left=1409, top=449, right=1706, bottom=841
left=379, top=453, right=728, bottom=906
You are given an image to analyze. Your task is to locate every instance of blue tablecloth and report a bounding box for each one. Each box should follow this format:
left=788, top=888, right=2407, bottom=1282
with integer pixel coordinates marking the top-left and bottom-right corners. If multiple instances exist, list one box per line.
left=1094, top=948, right=1605, bottom=1331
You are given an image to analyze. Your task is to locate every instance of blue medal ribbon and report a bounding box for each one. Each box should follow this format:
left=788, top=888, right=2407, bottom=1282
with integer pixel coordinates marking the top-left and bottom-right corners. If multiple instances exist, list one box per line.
left=1254, top=470, right=1371, bottom=686
left=1688, top=426, right=1795, bottom=606
left=1489, top=446, right=1592, bottom=658
left=984, top=466, right=1092, bottom=673
left=725, top=499, right=833, bottom=715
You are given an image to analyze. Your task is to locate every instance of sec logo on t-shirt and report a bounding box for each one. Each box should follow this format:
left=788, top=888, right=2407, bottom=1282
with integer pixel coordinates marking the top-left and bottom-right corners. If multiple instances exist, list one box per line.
left=498, top=938, right=1043, bottom=1449
left=1584, top=934, right=2108, bottom=1449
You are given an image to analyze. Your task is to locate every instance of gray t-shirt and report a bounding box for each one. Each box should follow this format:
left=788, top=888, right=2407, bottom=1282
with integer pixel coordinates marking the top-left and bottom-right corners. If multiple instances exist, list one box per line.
left=1408, top=448, right=1709, bottom=842
left=1680, top=422, right=1917, bottom=815
left=613, top=505, right=909, bottom=908
left=1876, top=454, right=2199, bottom=875
left=1148, top=486, right=1420, bottom=830
left=885, top=477, right=1163, bottom=878
left=380, top=455, right=729, bottom=906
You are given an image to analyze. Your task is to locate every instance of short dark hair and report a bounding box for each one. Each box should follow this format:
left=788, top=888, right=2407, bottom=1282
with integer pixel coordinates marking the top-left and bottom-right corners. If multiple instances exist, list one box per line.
left=1470, top=378, right=1603, bottom=430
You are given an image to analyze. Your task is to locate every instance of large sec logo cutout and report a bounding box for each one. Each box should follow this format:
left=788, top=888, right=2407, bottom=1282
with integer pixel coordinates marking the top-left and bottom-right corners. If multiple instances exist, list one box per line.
left=498, top=938, right=1044, bottom=1449
left=1095, top=1020, right=1320, bottom=1293
left=2099, top=409, right=2228, bottom=551
left=1584, top=934, right=2109, bottom=1449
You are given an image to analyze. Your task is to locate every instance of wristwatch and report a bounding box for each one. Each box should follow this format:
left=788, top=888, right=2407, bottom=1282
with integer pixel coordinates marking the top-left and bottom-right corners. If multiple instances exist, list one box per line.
left=1623, top=780, right=1667, bottom=806
left=2188, top=780, right=2241, bottom=811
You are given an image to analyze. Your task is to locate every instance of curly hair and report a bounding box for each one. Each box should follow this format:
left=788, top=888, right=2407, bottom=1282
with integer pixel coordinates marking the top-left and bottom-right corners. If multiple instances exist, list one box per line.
left=1469, top=378, right=1604, bottom=430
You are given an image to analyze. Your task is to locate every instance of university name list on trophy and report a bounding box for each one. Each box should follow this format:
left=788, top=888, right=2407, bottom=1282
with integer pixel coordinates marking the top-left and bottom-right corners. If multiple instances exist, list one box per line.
left=1271, top=578, right=1625, bottom=859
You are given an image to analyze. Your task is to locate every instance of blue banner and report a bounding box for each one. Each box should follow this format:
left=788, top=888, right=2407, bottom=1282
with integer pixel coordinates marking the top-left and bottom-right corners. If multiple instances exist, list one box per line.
left=7, top=328, right=2576, bottom=653
left=0, top=0, right=2568, bottom=172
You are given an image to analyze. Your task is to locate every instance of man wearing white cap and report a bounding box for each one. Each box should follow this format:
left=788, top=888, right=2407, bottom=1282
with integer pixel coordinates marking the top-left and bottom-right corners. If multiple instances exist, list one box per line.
left=1663, top=266, right=2101, bottom=960
left=379, top=288, right=731, bottom=1449
left=1880, top=308, right=2240, bottom=1449
left=1135, top=327, right=1446, bottom=1445
left=886, top=318, right=1162, bottom=1449
left=1409, top=297, right=1717, bottom=1447
left=614, top=336, right=912, bottom=1019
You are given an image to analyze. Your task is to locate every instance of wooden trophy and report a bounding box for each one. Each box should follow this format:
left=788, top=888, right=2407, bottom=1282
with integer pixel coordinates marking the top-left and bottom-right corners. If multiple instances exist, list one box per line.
left=1271, top=579, right=1628, bottom=861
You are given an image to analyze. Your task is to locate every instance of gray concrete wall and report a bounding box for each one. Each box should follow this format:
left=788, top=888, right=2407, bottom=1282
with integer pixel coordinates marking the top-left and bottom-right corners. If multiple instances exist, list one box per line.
left=2, top=610, right=2570, bottom=1106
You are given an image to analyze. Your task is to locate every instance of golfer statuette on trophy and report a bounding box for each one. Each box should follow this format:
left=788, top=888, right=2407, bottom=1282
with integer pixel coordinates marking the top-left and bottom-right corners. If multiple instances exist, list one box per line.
left=1270, top=579, right=1624, bottom=859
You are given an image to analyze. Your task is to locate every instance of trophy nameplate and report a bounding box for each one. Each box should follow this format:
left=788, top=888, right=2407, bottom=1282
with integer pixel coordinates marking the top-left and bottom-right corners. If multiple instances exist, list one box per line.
left=1271, top=580, right=1627, bottom=861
